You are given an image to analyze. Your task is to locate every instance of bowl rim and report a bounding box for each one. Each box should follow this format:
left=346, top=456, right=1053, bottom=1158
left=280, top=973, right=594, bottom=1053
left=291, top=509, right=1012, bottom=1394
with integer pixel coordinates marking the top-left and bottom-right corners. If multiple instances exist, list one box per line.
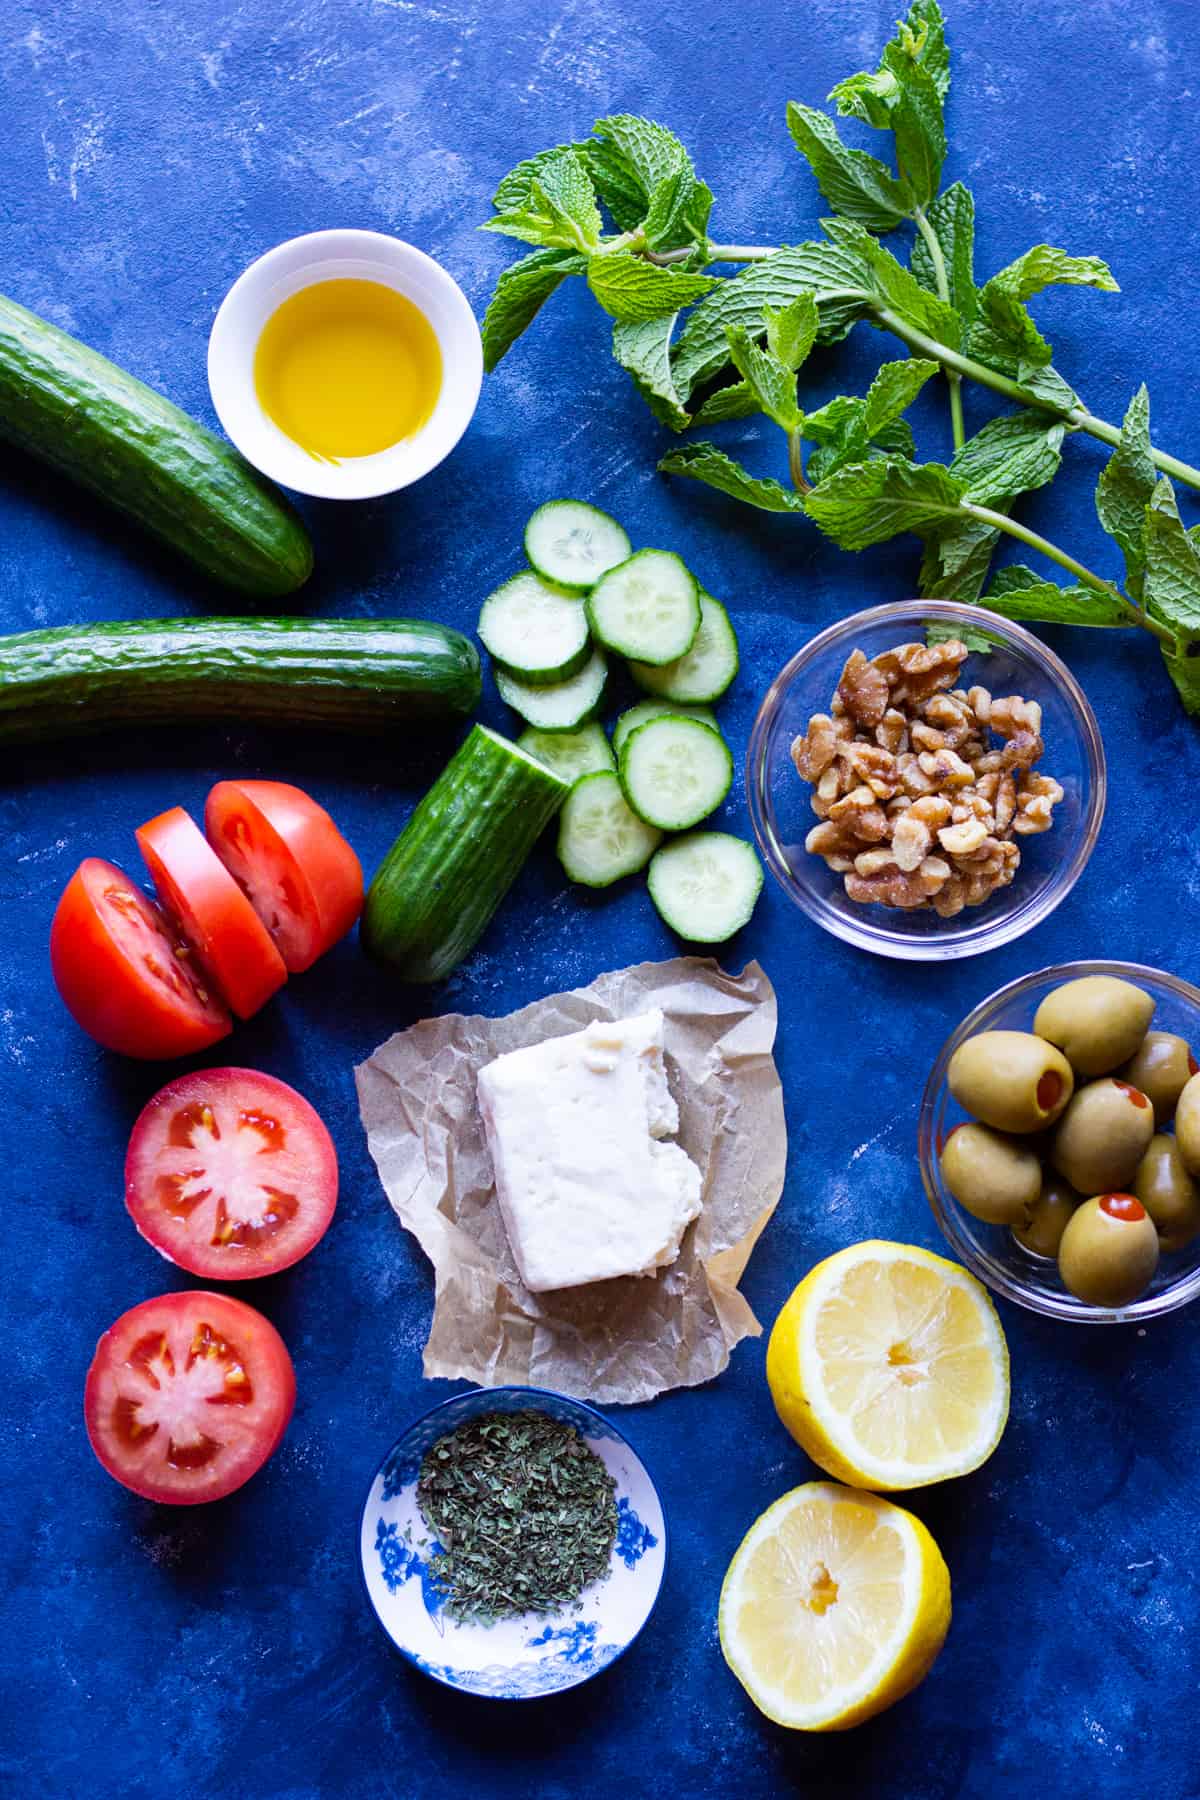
left=207, top=227, right=483, bottom=501
left=745, top=599, right=1107, bottom=962
left=919, top=958, right=1200, bottom=1322
left=358, top=1382, right=670, bottom=1699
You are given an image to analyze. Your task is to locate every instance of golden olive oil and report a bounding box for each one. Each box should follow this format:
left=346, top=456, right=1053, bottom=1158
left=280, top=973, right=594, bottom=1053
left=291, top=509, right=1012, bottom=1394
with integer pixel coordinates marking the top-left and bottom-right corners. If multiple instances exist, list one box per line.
left=253, top=278, right=442, bottom=462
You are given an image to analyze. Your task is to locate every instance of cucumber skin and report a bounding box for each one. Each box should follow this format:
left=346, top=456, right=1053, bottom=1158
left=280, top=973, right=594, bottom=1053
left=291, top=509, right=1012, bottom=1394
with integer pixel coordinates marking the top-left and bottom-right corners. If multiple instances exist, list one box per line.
left=362, top=725, right=569, bottom=982
left=0, top=616, right=480, bottom=742
left=0, top=292, right=312, bottom=596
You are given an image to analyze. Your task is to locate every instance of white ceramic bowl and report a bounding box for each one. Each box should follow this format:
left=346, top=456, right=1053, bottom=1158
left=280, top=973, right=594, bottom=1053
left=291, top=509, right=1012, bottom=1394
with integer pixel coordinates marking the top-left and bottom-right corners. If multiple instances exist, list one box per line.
left=208, top=229, right=482, bottom=500
left=360, top=1386, right=668, bottom=1699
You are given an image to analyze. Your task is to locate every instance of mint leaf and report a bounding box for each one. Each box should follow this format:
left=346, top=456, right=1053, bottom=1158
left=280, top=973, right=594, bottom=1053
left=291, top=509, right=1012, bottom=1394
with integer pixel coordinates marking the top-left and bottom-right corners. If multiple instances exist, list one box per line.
left=824, top=219, right=962, bottom=347
left=587, top=115, right=711, bottom=248
left=948, top=410, right=1065, bottom=504
left=592, top=114, right=691, bottom=197
left=918, top=509, right=1006, bottom=601
left=587, top=253, right=717, bottom=324
left=975, top=244, right=1118, bottom=367
left=493, top=144, right=592, bottom=212
left=612, top=319, right=690, bottom=431
left=1017, top=361, right=1080, bottom=411
left=862, top=357, right=939, bottom=436
left=691, top=381, right=759, bottom=425
left=643, top=168, right=692, bottom=251
left=927, top=622, right=995, bottom=653
left=480, top=247, right=588, bottom=371
left=671, top=241, right=873, bottom=398
left=725, top=324, right=801, bottom=431
left=658, top=441, right=806, bottom=513
left=581, top=139, right=648, bottom=230
left=1095, top=385, right=1155, bottom=599
left=911, top=182, right=977, bottom=320
left=805, top=458, right=966, bottom=550
left=831, top=1, right=950, bottom=121
left=785, top=102, right=911, bottom=232
left=803, top=383, right=924, bottom=484
left=482, top=149, right=602, bottom=253
left=1161, top=646, right=1200, bottom=714
left=980, top=575, right=1128, bottom=627
left=888, top=56, right=945, bottom=208
left=765, top=293, right=820, bottom=370
left=1143, top=477, right=1200, bottom=637
left=904, top=0, right=950, bottom=99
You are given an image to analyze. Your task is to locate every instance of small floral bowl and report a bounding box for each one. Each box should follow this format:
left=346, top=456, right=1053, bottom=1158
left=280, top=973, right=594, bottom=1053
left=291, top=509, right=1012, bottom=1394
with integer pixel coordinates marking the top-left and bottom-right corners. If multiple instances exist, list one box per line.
left=360, top=1385, right=667, bottom=1699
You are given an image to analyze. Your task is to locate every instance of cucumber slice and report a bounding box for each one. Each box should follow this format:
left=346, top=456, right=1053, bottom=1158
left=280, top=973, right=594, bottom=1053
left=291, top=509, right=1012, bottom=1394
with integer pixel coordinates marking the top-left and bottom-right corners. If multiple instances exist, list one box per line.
left=478, top=570, right=589, bottom=686
left=586, top=550, right=700, bottom=665
left=517, top=722, right=615, bottom=785
left=618, top=715, right=733, bottom=831
left=647, top=832, right=764, bottom=942
left=495, top=647, right=607, bottom=731
left=557, top=771, right=661, bottom=887
left=611, top=699, right=720, bottom=758
left=524, top=500, right=632, bottom=594
left=629, top=590, right=739, bottom=702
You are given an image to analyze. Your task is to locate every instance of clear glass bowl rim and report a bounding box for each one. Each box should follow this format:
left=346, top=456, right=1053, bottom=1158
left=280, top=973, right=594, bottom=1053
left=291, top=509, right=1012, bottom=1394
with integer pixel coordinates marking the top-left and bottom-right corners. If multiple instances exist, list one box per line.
left=745, top=600, right=1107, bottom=962
left=919, top=958, right=1200, bottom=1323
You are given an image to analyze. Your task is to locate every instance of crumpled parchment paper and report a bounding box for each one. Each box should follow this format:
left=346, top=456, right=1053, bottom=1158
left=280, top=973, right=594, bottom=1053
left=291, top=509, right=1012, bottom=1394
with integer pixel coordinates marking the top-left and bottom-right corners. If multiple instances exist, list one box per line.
left=354, top=958, right=786, bottom=1404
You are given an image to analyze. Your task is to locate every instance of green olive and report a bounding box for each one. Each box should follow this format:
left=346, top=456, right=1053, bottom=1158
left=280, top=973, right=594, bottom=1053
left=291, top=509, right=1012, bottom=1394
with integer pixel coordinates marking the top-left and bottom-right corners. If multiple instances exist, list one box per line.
left=1119, top=1032, right=1198, bottom=1126
left=1173, top=1072, right=1200, bottom=1177
left=1051, top=1078, right=1155, bottom=1194
left=940, top=1123, right=1042, bottom=1224
left=1133, top=1133, right=1200, bottom=1253
left=1057, top=1193, right=1160, bottom=1307
left=1033, top=976, right=1155, bottom=1077
left=946, top=1031, right=1074, bottom=1134
left=1012, top=1176, right=1080, bottom=1259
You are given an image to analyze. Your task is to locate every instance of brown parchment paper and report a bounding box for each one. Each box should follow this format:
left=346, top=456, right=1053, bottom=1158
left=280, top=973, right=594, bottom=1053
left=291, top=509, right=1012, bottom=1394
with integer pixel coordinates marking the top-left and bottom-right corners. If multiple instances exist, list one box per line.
left=354, top=958, right=786, bottom=1405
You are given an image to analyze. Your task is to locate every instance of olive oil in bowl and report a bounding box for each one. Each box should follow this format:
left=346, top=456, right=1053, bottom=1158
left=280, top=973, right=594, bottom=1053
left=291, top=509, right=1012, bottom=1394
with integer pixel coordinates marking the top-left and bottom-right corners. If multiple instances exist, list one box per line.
left=254, top=278, right=442, bottom=463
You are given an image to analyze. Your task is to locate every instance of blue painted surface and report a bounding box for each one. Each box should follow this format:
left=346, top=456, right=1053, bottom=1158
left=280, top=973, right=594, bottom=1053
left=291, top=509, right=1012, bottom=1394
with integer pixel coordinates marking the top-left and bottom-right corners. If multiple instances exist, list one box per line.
left=2, top=0, right=1199, bottom=1794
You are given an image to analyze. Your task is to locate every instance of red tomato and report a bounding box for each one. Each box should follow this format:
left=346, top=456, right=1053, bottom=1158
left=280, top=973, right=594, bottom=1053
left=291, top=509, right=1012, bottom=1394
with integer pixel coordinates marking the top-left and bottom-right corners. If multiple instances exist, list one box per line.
left=136, top=806, right=287, bottom=1020
left=50, top=859, right=232, bottom=1060
left=84, top=1290, right=296, bottom=1504
left=205, top=780, right=363, bottom=973
left=125, top=1067, right=338, bottom=1279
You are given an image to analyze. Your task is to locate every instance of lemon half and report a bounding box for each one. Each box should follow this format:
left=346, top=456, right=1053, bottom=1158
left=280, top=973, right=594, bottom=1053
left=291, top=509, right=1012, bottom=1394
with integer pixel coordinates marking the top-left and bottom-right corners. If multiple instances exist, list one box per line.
left=766, top=1240, right=1010, bottom=1491
left=719, top=1481, right=951, bottom=1731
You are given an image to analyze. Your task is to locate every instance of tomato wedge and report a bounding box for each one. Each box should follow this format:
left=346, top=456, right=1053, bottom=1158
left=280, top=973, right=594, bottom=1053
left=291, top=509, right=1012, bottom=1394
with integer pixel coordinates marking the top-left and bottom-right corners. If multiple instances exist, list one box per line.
left=205, top=780, right=363, bottom=973
left=136, top=807, right=287, bottom=1020
left=50, top=859, right=232, bottom=1060
left=84, top=1291, right=296, bottom=1504
left=125, top=1067, right=338, bottom=1279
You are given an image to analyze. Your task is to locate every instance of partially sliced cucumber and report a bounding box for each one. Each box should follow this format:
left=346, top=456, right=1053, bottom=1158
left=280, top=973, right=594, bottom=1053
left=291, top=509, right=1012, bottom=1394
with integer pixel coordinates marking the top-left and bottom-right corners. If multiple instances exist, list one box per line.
left=518, top=721, right=615, bottom=785
left=611, top=699, right=721, bottom=758
left=586, top=549, right=700, bottom=665
left=478, top=570, right=589, bottom=686
left=557, top=771, right=662, bottom=887
left=629, top=590, right=739, bottom=702
left=618, top=715, right=733, bottom=831
left=524, top=500, right=632, bottom=594
left=495, top=647, right=607, bottom=731
left=647, top=832, right=764, bottom=942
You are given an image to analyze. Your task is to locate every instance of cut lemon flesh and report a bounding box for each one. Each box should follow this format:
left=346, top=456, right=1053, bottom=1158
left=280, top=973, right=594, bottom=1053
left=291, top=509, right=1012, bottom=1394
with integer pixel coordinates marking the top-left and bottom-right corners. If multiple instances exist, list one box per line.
left=767, top=1241, right=1009, bottom=1491
left=719, top=1481, right=951, bottom=1730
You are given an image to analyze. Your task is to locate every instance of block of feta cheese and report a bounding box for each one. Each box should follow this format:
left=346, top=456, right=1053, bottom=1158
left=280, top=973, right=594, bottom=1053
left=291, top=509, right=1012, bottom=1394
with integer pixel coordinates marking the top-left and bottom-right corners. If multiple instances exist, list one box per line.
left=476, top=1008, right=703, bottom=1293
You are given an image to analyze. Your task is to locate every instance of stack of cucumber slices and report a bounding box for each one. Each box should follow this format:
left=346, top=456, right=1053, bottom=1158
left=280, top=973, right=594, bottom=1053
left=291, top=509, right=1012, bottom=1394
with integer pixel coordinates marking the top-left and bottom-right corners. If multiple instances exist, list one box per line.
left=476, top=500, right=763, bottom=945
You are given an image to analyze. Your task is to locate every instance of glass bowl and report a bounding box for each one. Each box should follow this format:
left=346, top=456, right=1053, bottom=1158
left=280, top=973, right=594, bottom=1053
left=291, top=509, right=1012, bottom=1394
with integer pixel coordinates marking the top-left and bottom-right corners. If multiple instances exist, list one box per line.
left=746, top=601, right=1105, bottom=960
left=919, top=960, right=1200, bottom=1323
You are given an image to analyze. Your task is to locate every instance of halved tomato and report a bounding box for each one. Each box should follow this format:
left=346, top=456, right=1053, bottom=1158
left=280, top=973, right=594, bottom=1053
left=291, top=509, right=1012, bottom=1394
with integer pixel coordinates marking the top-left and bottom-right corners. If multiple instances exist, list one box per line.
left=84, top=1290, right=296, bottom=1504
left=205, top=779, right=362, bottom=973
left=136, top=807, right=287, bottom=1020
left=50, top=859, right=232, bottom=1060
left=125, top=1067, right=338, bottom=1279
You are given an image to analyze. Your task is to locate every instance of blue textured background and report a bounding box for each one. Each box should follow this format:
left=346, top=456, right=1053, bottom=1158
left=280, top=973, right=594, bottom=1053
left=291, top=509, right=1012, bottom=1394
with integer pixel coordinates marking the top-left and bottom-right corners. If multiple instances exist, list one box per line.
left=3, top=1, right=1199, bottom=1795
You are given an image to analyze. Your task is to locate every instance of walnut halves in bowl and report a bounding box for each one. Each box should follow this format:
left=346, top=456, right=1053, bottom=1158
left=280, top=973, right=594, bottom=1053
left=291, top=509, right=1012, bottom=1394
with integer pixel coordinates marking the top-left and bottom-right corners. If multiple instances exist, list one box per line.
left=790, top=640, right=1064, bottom=918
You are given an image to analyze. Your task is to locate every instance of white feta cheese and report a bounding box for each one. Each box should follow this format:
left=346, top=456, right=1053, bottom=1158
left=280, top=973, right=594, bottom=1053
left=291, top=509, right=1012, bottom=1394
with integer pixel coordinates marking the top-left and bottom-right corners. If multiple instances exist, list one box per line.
left=476, top=1007, right=702, bottom=1293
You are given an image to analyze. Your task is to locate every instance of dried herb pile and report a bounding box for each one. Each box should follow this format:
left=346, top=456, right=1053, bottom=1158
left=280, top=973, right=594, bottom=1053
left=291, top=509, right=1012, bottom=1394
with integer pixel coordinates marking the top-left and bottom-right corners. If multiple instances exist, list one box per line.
left=416, top=1410, right=618, bottom=1623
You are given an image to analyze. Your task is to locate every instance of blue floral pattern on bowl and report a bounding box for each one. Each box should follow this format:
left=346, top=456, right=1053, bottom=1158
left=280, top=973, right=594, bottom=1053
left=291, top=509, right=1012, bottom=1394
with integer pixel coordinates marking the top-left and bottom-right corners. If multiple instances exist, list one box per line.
left=360, top=1385, right=667, bottom=1700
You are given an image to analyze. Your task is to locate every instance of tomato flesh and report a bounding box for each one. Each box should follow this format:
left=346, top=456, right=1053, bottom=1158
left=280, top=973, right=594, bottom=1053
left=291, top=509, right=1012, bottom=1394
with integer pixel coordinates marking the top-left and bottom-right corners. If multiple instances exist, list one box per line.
left=205, top=779, right=362, bottom=973
left=84, top=1291, right=295, bottom=1504
left=137, top=806, right=287, bottom=1019
left=50, top=858, right=231, bottom=1060
left=125, top=1067, right=338, bottom=1279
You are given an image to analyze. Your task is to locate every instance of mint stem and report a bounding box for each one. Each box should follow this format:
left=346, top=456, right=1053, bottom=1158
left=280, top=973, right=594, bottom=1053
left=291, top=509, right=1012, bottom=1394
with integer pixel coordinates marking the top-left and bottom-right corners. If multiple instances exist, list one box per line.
left=912, top=208, right=965, bottom=452
left=787, top=428, right=809, bottom=493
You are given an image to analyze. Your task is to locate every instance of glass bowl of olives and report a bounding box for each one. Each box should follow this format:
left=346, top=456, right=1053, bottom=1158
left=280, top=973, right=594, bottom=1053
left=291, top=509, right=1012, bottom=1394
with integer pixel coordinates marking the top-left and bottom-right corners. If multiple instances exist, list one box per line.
left=919, top=961, right=1200, bottom=1321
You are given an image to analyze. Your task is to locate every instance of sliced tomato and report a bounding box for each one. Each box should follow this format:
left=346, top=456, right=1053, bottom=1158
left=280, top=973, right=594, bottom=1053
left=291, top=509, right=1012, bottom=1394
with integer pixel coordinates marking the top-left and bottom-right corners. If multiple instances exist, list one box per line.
left=205, top=779, right=363, bottom=973
left=136, top=806, right=287, bottom=1020
left=84, top=1290, right=296, bottom=1504
left=125, top=1067, right=338, bottom=1279
left=50, top=859, right=232, bottom=1061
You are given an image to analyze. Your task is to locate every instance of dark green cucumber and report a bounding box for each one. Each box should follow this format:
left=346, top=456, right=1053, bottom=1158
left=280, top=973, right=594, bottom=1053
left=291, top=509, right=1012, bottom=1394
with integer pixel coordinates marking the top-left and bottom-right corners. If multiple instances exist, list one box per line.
left=0, top=292, right=312, bottom=596
left=0, top=616, right=480, bottom=741
left=362, top=724, right=569, bottom=981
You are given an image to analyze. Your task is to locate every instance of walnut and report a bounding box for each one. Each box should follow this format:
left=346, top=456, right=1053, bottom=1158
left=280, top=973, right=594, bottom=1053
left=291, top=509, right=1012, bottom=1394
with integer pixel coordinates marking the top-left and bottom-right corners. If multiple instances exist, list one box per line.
left=966, top=685, right=992, bottom=727
left=876, top=639, right=968, bottom=704
left=791, top=713, right=840, bottom=782
left=917, top=747, right=975, bottom=788
left=843, top=855, right=950, bottom=909
left=835, top=649, right=891, bottom=728
left=1013, top=771, right=1065, bottom=835
left=911, top=721, right=947, bottom=753
left=840, top=740, right=900, bottom=799
left=939, top=817, right=990, bottom=858
left=989, top=695, right=1043, bottom=741
left=892, top=810, right=933, bottom=871
left=909, top=794, right=954, bottom=831
left=828, top=786, right=890, bottom=843
left=875, top=708, right=909, bottom=755
left=805, top=820, right=857, bottom=859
